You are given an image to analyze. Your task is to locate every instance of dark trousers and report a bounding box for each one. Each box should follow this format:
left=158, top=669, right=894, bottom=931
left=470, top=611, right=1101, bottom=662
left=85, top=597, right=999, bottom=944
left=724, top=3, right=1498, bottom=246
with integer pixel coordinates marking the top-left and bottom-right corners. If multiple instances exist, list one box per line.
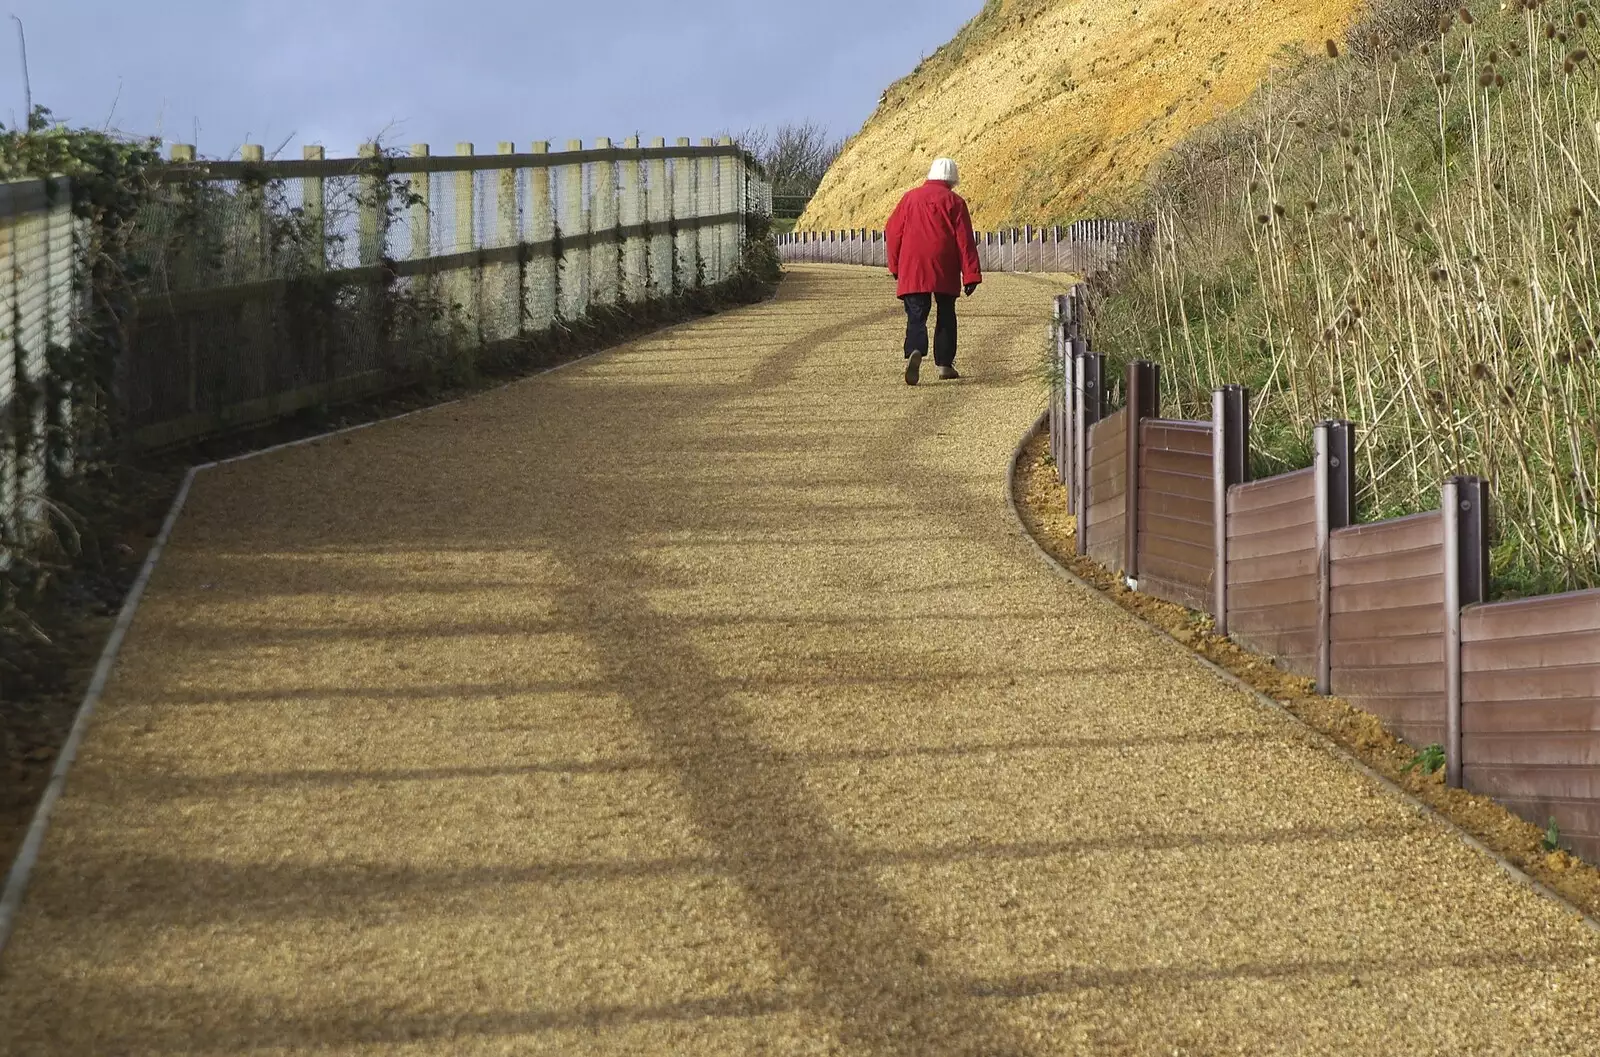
left=901, top=292, right=958, bottom=367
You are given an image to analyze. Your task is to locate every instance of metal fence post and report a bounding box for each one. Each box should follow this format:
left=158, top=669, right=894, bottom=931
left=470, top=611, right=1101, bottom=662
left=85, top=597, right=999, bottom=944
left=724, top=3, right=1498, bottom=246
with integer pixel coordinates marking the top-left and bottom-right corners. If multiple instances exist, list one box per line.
left=1211, top=385, right=1250, bottom=630
left=1124, top=360, right=1161, bottom=585
left=1443, top=474, right=1491, bottom=788
left=1060, top=283, right=1088, bottom=496
left=1313, top=421, right=1357, bottom=694
left=1051, top=294, right=1069, bottom=472
left=1073, top=350, right=1104, bottom=556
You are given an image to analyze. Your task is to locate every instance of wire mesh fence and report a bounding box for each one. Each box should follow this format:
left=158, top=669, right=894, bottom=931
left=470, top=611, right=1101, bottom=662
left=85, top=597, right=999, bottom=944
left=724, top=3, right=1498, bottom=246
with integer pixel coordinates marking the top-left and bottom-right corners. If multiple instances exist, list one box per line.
left=0, top=179, right=81, bottom=556
left=122, top=139, right=770, bottom=448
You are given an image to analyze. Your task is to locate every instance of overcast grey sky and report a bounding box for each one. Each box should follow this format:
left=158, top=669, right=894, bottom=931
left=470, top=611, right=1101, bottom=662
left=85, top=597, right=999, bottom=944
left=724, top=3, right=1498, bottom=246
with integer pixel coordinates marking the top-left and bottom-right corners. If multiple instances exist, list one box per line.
left=15, top=1, right=978, bottom=158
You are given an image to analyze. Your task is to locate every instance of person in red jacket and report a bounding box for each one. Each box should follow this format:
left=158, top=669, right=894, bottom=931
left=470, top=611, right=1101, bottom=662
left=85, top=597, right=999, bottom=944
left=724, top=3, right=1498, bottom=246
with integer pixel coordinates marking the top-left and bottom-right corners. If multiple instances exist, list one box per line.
left=885, top=157, right=983, bottom=385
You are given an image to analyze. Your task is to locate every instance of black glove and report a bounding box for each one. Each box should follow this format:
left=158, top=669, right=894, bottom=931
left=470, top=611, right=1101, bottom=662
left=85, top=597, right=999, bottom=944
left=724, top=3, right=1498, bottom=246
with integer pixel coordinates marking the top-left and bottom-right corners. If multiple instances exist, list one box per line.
left=963, top=282, right=978, bottom=297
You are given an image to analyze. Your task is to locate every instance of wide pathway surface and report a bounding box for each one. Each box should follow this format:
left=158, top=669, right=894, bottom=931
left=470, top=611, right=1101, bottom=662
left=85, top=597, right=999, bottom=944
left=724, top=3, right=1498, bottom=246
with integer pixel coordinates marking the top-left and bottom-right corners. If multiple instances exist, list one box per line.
left=3, top=266, right=1600, bottom=1055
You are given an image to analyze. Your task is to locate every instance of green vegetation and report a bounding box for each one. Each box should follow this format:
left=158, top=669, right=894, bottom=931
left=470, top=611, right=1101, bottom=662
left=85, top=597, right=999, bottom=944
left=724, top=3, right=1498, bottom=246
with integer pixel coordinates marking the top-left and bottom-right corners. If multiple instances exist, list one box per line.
left=1094, top=0, right=1600, bottom=596
left=734, top=122, right=843, bottom=222
left=1544, top=816, right=1563, bottom=851
left=1404, top=743, right=1448, bottom=775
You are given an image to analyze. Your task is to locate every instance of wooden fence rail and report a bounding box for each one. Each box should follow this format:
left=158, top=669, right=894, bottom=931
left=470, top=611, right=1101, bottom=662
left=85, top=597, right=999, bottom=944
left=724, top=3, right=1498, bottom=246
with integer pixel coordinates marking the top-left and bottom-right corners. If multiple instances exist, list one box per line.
left=1047, top=285, right=1600, bottom=862
left=775, top=221, right=1148, bottom=276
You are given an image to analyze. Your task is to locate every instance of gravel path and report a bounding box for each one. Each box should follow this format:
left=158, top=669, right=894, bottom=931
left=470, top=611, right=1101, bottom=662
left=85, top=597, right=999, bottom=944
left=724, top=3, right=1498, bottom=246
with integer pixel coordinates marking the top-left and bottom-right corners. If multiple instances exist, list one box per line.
left=3, top=265, right=1600, bottom=1055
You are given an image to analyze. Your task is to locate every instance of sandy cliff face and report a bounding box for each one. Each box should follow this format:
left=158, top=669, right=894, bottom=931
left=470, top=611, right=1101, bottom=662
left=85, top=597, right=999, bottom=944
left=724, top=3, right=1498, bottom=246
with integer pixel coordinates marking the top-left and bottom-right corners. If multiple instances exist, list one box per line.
left=798, top=0, right=1362, bottom=231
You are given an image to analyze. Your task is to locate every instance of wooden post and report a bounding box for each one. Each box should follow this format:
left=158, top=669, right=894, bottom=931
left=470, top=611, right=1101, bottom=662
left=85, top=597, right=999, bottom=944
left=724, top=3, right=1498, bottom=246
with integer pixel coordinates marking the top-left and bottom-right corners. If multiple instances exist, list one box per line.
left=526, top=141, right=556, bottom=331
left=0, top=188, right=16, bottom=535
left=452, top=142, right=480, bottom=335
left=43, top=178, right=75, bottom=477
left=1443, top=474, right=1491, bottom=788
left=240, top=144, right=267, bottom=274
left=454, top=141, right=477, bottom=258
left=496, top=142, right=519, bottom=250
left=560, top=139, right=588, bottom=318
left=1073, top=350, right=1104, bottom=556
left=717, top=135, right=740, bottom=276
left=357, top=143, right=386, bottom=267
left=621, top=136, right=647, bottom=303
left=1124, top=360, right=1161, bottom=584
left=302, top=145, right=332, bottom=392
left=673, top=138, right=696, bottom=292
left=238, top=144, right=272, bottom=402
left=492, top=142, right=520, bottom=340
left=1314, top=421, right=1357, bottom=693
left=1211, top=385, right=1250, bottom=630
left=647, top=137, right=671, bottom=299
left=12, top=184, right=47, bottom=535
left=166, top=146, right=199, bottom=423
left=302, top=146, right=327, bottom=270
left=590, top=137, right=619, bottom=306
left=407, top=145, right=429, bottom=261
left=698, top=138, right=718, bottom=285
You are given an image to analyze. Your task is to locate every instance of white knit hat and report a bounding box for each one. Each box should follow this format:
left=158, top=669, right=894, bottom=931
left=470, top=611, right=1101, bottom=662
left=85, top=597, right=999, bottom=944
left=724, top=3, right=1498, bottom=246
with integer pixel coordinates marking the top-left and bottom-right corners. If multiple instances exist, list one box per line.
left=927, top=158, right=960, bottom=186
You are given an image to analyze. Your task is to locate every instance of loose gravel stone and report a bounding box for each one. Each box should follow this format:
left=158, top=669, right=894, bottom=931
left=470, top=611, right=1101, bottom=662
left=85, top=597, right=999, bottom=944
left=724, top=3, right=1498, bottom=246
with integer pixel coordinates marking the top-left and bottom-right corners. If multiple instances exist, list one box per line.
left=1, top=266, right=1597, bottom=1055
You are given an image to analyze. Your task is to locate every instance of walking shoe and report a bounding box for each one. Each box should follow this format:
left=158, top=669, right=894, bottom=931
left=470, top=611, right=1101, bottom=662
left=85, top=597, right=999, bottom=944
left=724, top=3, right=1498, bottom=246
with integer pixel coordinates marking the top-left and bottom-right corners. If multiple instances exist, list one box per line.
left=938, top=365, right=961, bottom=380
left=905, top=351, right=924, bottom=386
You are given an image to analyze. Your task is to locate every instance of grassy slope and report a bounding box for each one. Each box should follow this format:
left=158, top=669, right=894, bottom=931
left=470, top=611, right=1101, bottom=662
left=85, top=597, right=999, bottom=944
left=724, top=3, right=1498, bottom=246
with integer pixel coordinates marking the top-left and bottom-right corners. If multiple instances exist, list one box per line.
left=799, top=0, right=1363, bottom=230
left=1092, top=1, right=1600, bottom=594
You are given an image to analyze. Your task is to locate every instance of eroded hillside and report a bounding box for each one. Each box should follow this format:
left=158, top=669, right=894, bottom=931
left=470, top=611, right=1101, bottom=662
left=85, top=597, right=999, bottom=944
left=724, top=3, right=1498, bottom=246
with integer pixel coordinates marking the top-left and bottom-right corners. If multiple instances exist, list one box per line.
left=799, top=0, right=1363, bottom=230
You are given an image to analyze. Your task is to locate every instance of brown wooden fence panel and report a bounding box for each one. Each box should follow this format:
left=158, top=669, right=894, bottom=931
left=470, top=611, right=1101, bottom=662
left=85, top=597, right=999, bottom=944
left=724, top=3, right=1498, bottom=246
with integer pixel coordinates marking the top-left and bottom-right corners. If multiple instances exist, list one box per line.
left=1137, top=419, right=1214, bottom=612
left=1226, top=468, right=1318, bottom=676
left=1085, top=408, right=1128, bottom=571
left=1329, top=511, right=1445, bottom=748
left=1460, top=589, right=1600, bottom=861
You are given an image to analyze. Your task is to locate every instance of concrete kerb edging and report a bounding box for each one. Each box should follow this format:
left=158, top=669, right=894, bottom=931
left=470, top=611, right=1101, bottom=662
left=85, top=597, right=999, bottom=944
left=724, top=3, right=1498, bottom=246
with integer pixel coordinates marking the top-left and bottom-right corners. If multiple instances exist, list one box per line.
left=0, top=314, right=724, bottom=956
left=1005, top=408, right=1600, bottom=937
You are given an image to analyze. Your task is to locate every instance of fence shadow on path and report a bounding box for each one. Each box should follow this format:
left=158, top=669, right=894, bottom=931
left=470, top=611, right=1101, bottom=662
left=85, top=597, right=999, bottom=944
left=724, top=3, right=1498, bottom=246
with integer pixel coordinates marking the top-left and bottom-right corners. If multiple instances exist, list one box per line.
left=2, top=267, right=1598, bottom=1056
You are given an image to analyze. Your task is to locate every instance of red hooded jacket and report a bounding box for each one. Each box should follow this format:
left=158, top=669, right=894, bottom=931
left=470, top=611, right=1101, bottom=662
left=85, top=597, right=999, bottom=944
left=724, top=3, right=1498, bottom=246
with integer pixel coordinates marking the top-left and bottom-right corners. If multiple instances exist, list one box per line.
left=885, top=180, right=983, bottom=298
